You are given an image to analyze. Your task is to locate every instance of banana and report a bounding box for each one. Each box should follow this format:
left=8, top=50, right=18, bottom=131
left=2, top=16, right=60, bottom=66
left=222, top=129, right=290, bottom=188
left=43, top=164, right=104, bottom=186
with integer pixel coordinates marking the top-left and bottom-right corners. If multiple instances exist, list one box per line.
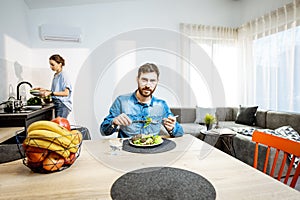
left=28, top=121, right=73, bottom=140
left=23, top=137, right=70, bottom=158
left=27, top=120, right=84, bottom=154
left=70, top=129, right=83, bottom=145
left=27, top=130, right=78, bottom=153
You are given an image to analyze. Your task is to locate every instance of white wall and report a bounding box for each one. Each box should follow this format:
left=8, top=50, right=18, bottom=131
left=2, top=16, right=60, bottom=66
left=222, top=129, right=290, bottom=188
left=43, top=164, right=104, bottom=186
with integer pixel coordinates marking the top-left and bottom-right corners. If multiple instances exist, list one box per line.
left=0, top=0, right=32, bottom=101
left=0, top=0, right=293, bottom=138
left=240, top=0, right=293, bottom=25
left=25, top=0, right=244, bottom=138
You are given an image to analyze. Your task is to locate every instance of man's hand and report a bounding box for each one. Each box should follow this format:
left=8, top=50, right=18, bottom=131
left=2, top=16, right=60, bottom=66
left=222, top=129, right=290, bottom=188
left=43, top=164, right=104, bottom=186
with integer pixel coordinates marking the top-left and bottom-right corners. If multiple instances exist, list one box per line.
left=113, top=113, right=132, bottom=126
left=163, top=116, right=177, bottom=132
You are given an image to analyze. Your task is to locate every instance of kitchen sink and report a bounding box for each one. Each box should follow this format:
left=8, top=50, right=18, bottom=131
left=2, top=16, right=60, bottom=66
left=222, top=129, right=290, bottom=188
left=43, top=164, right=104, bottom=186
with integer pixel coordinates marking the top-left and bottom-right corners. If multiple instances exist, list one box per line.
left=19, top=110, right=33, bottom=113
left=0, top=106, right=42, bottom=114
left=23, top=105, right=42, bottom=110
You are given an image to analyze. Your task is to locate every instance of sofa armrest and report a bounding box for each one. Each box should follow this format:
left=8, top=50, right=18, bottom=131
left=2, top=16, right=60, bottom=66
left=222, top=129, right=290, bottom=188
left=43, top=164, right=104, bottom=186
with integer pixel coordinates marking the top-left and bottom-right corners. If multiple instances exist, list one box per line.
left=170, top=107, right=196, bottom=123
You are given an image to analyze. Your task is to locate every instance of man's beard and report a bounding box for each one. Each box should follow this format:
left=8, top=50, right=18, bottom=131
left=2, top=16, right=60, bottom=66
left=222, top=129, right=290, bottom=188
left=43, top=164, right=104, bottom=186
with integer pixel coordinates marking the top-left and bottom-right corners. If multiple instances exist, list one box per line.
left=138, top=85, right=156, bottom=98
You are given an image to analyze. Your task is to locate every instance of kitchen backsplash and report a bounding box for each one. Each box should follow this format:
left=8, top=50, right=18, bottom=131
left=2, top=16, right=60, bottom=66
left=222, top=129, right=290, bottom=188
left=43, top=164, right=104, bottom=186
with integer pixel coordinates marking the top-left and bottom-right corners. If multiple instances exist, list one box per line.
left=0, top=58, right=52, bottom=103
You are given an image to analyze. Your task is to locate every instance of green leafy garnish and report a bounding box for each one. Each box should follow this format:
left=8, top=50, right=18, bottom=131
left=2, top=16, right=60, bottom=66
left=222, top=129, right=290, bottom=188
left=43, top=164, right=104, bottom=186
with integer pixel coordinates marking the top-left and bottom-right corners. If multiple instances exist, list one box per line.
left=143, top=117, right=152, bottom=128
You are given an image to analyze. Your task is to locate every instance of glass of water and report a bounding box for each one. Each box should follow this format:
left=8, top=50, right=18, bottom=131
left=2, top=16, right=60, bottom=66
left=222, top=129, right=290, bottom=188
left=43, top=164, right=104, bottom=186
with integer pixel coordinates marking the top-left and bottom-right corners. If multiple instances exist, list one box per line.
left=109, top=138, right=123, bottom=155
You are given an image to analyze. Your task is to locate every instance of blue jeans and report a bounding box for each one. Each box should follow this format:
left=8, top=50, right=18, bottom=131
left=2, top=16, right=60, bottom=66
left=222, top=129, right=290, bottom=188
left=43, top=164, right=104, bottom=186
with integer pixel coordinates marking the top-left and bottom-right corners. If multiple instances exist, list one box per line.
left=53, top=99, right=71, bottom=118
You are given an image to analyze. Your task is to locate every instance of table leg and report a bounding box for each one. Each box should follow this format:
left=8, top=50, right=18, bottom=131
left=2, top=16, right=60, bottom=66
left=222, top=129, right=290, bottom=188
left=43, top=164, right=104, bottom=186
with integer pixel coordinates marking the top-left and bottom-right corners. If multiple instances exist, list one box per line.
left=220, top=136, right=236, bottom=157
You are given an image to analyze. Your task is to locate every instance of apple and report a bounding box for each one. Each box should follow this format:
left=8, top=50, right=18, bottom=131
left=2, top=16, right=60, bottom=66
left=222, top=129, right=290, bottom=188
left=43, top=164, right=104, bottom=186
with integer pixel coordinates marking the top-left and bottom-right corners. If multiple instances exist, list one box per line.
left=51, top=117, right=71, bottom=131
left=64, top=153, right=76, bottom=165
left=43, top=152, right=65, bottom=171
left=25, top=146, right=48, bottom=163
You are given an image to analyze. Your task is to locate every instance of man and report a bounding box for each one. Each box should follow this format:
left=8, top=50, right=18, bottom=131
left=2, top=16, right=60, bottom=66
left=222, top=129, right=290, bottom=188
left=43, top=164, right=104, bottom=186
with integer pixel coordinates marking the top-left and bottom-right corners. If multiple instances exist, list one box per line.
left=100, top=63, right=184, bottom=138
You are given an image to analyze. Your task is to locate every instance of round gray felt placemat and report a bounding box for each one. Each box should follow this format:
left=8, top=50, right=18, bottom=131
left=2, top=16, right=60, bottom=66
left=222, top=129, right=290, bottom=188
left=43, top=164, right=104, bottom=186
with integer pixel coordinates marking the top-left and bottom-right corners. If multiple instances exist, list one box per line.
left=122, top=139, right=176, bottom=154
left=111, top=167, right=216, bottom=200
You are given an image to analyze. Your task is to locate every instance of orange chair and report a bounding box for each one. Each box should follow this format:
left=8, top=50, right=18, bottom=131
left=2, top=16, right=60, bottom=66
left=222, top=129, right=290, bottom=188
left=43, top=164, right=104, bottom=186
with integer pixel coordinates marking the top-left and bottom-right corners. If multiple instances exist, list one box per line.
left=252, top=130, right=300, bottom=188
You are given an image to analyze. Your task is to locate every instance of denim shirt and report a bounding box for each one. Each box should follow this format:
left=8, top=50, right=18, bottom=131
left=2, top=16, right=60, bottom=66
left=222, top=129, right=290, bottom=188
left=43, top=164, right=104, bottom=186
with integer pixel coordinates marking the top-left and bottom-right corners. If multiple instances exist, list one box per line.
left=100, top=91, right=184, bottom=138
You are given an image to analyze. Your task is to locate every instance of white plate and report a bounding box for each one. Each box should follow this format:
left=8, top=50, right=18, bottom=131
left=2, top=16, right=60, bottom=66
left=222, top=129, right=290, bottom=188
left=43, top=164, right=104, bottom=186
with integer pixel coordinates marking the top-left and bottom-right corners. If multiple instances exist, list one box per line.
left=30, top=90, right=42, bottom=97
left=129, top=139, right=164, bottom=147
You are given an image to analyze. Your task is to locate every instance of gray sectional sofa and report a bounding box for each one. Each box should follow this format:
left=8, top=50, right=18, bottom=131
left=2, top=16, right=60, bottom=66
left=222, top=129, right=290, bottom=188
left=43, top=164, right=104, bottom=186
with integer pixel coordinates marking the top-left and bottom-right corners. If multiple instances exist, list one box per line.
left=170, top=107, right=300, bottom=176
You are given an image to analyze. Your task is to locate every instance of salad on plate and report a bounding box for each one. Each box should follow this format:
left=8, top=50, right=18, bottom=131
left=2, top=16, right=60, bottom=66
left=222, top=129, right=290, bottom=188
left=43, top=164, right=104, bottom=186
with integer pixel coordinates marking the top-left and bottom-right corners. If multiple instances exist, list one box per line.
left=130, top=134, right=163, bottom=147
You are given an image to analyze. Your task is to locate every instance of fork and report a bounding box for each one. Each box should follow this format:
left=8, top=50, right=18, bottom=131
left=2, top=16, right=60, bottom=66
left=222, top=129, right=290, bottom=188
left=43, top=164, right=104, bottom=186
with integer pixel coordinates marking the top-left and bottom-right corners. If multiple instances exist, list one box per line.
left=143, top=115, right=179, bottom=124
left=132, top=115, right=179, bottom=124
left=131, top=120, right=161, bottom=124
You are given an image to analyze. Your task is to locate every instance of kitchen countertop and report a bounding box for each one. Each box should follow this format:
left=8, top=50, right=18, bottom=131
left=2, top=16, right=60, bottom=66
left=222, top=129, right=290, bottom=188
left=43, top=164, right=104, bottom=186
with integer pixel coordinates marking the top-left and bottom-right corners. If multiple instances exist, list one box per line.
left=0, top=127, right=24, bottom=143
left=0, top=104, right=54, bottom=117
left=0, top=104, right=55, bottom=130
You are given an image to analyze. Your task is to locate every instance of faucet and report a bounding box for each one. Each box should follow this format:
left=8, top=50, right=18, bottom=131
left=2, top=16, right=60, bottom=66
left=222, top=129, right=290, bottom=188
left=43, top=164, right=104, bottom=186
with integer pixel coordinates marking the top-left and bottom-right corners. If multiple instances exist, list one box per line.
left=17, top=81, right=32, bottom=100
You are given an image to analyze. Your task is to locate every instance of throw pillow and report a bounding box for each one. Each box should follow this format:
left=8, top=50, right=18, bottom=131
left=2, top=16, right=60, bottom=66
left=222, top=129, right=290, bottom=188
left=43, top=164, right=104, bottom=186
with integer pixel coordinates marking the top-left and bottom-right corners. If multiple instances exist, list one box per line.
left=194, top=107, right=216, bottom=124
left=232, top=127, right=256, bottom=136
left=273, top=126, right=300, bottom=168
left=274, top=126, right=300, bottom=142
left=235, top=105, right=258, bottom=126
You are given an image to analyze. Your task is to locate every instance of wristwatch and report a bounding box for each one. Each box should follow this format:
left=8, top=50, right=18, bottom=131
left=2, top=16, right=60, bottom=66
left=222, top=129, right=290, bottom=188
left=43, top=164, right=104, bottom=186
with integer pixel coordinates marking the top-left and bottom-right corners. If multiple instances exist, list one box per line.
left=51, top=91, right=54, bottom=96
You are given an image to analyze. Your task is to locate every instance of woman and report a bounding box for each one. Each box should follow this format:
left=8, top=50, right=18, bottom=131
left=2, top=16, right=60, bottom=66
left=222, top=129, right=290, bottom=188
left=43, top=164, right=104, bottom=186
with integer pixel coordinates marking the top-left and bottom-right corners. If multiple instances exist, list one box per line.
left=37, top=54, right=72, bottom=118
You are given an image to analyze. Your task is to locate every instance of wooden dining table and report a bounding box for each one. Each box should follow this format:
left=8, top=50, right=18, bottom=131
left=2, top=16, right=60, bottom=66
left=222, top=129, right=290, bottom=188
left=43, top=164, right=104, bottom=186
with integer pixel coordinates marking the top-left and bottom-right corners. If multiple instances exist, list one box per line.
left=0, top=134, right=299, bottom=199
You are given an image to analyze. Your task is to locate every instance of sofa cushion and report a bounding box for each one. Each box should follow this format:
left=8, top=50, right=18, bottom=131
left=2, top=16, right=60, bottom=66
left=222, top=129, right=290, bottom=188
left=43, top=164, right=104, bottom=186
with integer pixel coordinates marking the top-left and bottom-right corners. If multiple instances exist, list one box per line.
left=216, top=107, right=234, bottom=121
left=194, top=107, right=216, bottom=124
left=170, top=107, right=196, bottom=123
left=255, top=110, right=267, bottom=128
left=266, top=111, right=300, bottom=134
left=235, top=106, right=258, bottom=126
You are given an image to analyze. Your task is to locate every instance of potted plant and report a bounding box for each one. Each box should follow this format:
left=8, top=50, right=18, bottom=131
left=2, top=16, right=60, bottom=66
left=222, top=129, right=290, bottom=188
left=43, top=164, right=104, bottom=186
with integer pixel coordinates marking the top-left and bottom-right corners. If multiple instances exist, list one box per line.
left=204, top=113, right=215, bottom=130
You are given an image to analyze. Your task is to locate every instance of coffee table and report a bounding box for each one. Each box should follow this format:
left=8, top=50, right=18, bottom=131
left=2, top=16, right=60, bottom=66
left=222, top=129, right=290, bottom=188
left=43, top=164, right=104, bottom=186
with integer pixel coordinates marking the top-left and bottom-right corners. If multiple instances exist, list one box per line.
left=200, top=128, right=237, bottom=157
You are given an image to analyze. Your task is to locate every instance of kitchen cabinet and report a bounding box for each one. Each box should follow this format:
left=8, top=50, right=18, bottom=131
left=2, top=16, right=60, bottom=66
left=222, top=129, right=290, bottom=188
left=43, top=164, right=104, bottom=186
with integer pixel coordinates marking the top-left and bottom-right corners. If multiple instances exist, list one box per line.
left=0, top=127, right=24, bottom=143
left=0, top=127, right=24, bottom=163
left=0, top=104, right=54, bottom=163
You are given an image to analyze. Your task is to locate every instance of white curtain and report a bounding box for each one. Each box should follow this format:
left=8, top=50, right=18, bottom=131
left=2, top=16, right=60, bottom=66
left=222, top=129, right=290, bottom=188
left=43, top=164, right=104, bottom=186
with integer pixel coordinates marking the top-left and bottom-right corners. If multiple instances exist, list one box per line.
left=181, top=0, right=300, bottom=112
left=180, top=23, right=239, bottom=107
left=238, top=0, right=300, bottom=112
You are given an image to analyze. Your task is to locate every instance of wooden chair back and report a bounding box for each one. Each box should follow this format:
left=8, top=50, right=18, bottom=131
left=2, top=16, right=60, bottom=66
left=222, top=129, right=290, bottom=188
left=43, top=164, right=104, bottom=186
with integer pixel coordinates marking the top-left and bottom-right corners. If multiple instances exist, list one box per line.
left=252, top=130, right=300, bottom=188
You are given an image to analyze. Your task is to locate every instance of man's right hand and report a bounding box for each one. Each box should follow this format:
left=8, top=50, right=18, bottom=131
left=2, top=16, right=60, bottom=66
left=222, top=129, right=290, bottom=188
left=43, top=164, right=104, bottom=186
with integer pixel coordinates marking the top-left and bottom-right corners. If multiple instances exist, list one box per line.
left=112, top=113, right=132, bottom=126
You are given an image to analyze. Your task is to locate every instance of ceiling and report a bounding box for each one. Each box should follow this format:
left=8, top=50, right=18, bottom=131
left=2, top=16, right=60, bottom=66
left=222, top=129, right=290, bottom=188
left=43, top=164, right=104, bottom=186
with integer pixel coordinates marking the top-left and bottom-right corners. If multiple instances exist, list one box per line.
left=24, top=0, right=137, bottom=9
left=24, top=0, right=241, bottom=9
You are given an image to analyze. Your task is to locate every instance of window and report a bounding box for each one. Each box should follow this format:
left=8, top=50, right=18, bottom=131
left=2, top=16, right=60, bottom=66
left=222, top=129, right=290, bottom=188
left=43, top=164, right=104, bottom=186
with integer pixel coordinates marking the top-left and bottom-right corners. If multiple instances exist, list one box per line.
left=253, top=26, right=300, bottom=112
left=193, top=38, right=239, bottom=106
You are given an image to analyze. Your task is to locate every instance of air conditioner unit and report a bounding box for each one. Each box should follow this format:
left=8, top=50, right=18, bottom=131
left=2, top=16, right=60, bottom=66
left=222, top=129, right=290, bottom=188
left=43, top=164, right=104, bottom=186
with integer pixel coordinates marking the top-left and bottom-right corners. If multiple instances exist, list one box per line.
left=39, top=24, right=82, bottom=42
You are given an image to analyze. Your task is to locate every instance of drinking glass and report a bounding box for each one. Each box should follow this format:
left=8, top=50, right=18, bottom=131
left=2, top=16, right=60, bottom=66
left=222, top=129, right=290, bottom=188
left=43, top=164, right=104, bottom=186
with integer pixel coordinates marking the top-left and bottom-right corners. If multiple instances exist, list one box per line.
left=109, top=138, right=123, bottom=155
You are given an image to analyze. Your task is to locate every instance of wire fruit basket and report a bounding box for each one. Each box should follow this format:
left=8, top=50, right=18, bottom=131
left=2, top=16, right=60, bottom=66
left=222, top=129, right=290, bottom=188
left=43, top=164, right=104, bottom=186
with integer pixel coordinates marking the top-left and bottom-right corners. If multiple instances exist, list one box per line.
left=16, top=124, right=85, bottom=173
